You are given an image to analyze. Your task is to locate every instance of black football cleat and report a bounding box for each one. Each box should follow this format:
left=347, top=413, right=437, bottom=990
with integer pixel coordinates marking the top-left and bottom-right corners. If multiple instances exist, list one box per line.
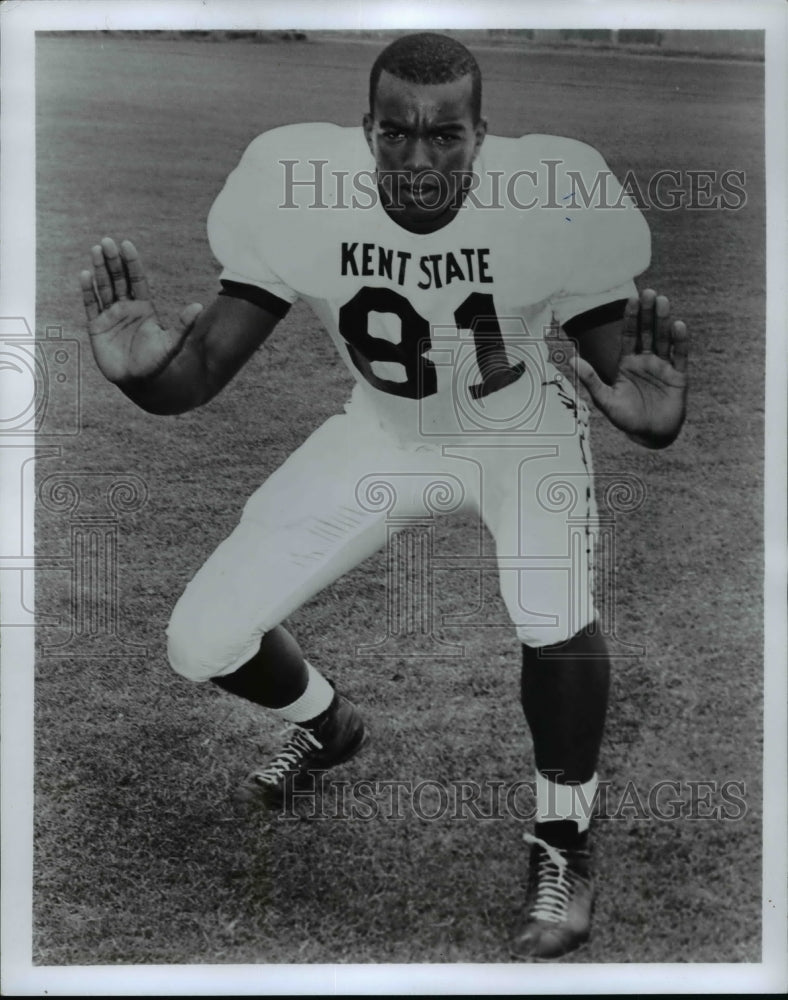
left=510, top=821, right=594, bottom=960
left=234, top=690, right=367, bottom=808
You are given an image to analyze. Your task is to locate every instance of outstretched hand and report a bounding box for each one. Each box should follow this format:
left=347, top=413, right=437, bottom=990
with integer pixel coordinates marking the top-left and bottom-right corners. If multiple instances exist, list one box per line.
left=80, top=237, right=203, bottom=384
left=570, top=289, right=688, bottom=447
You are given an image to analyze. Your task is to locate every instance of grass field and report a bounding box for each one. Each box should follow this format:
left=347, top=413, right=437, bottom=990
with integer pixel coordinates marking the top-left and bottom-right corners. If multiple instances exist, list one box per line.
left=33, top=34, right=765, bottom=967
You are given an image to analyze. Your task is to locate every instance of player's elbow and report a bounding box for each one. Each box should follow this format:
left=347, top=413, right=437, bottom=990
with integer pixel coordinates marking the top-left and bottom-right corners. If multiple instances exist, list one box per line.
left=627, top=426, right=683, bottom=450
left=117, top=382, right=209, bottom=416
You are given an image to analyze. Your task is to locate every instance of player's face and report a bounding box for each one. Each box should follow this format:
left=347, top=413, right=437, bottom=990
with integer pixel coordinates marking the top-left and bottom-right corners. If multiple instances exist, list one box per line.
left=364, top=70, right=487, bottom=234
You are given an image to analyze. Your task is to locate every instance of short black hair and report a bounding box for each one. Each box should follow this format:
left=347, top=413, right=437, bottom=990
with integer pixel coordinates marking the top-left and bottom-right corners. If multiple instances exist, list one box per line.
left=368, top=32, right=482, bottom=122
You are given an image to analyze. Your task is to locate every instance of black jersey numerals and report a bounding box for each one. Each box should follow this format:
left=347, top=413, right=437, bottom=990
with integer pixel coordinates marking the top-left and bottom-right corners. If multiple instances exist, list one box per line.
left=338, top=287, right=436, bottom=399
left=338, top=287, right=525, bottom=401
left=455, top=292, right=526, bottom=400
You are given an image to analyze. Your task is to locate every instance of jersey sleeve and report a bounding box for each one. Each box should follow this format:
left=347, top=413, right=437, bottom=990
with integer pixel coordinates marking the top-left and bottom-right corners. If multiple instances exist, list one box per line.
left=551, top=279, right=637, bottom=330
left=548, top=140, right=651, bottom=327
left=207, top=132, right=300, bottom=308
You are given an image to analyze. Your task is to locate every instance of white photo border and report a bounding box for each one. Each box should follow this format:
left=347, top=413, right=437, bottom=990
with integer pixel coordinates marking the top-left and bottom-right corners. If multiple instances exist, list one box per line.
left=1, top=0, right=786, bottom=995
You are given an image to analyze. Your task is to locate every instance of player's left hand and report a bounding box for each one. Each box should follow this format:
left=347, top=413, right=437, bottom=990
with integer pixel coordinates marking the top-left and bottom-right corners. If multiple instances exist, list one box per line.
left=570, top=289, right=688, bottom=448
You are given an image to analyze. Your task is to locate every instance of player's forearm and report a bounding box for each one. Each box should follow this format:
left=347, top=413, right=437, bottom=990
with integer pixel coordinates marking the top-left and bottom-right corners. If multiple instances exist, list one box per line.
left=116, top=294, right=278, bottom=415
left=117, top=363, right=208, bottom=415
left=572, top=321, right=622, bottom=387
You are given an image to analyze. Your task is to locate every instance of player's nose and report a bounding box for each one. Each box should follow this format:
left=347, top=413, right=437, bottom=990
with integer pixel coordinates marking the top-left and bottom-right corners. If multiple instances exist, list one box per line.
left=403, top=137, right=433, bottom=173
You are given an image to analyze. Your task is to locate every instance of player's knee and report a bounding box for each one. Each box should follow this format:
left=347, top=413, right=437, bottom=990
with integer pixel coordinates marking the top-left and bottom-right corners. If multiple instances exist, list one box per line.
left=165, top=619, right=220, bottom=682
left=165, top=601, right=260, bottom=683
left=166, top=628, right=210, bottom=682
left=517, top=625, right=569, bottom=649
left=503, top=571, right=597, bottom=650
left=515, top=614, right=594, bottom=649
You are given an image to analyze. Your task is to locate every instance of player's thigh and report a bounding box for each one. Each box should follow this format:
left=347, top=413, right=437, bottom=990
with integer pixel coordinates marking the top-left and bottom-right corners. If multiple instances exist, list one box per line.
left=166, top=412, right=394, bottom=681
left=482, top=425, right=598, bottom=648
left=166, top=410, right=460, bottom=681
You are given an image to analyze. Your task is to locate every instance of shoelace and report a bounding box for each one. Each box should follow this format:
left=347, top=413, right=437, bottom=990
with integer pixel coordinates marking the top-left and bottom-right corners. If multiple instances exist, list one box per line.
left=251, top=727, right=324, bottom=786
left=522, top=831, right=574, bottom=924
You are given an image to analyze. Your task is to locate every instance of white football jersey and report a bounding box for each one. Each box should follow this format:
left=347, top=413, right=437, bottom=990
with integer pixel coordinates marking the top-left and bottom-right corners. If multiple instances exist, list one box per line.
left=208, top=123, right=650, bottom=442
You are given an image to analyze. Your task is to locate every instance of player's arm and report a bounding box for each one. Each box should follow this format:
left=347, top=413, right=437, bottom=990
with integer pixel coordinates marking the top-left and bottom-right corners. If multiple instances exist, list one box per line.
left=565, top=288, right=689, bottom=449
left=80, top=238, right=282, bottom=415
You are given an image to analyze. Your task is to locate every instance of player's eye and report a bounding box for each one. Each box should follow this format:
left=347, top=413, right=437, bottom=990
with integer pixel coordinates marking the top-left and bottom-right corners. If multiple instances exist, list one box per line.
left=383, top=129, right=406, bottom=141
left=433, top=133, right=461, bottom=145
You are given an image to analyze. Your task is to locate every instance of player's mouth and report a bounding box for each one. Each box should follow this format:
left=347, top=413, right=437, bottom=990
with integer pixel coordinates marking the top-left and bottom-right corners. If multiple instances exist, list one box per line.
left=401, top=178, right=447, bottom=208
left=377, top=171, right=455, bottom=215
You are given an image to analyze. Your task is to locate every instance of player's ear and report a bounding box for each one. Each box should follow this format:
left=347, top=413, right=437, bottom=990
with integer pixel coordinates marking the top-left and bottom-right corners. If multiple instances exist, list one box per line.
left=473, top=117, right=487, bottom=155
left=362, top=112, right=375, bottom=151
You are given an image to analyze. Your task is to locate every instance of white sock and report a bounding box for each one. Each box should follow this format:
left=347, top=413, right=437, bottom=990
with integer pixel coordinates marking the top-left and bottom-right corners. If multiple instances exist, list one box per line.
left=271, top=661, right=334, bottom=724
left=535, top=771, right=598, bottom=833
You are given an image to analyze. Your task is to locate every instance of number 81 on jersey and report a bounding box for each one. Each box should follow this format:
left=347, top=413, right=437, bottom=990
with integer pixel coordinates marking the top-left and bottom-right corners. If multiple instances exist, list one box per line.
left=338, top=287, right=532, bottom=401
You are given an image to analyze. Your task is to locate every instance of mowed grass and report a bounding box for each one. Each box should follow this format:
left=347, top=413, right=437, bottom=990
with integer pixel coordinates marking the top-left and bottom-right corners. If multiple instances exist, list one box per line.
left=34, top=35, right=765, bottom=965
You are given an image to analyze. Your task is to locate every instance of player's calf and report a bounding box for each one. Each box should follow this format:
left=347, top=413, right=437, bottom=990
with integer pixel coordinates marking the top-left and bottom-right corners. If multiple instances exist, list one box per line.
left=168, top=602, right=369, bottom=808
left=514, top=627, right=607, bottom=957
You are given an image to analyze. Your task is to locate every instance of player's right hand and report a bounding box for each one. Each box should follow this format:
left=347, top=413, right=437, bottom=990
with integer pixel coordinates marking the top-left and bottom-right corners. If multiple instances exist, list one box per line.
left=80, top=237, right=203, bottom=384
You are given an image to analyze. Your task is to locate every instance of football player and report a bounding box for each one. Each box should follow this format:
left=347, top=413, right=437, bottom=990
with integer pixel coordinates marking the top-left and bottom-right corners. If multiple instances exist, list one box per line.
left=80, top=33, right=688, bottom=959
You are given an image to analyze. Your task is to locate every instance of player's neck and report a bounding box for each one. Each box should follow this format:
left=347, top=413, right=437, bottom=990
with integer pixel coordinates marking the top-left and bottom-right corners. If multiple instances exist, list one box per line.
left=384, top=204, right=462, bottom=234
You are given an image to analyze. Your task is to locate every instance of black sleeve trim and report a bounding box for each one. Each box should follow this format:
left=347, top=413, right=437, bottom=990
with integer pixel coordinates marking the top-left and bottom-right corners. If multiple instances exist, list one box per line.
left=562, top=298, right=628, bottom=337
left=219, top=279, right=292, bottom=319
